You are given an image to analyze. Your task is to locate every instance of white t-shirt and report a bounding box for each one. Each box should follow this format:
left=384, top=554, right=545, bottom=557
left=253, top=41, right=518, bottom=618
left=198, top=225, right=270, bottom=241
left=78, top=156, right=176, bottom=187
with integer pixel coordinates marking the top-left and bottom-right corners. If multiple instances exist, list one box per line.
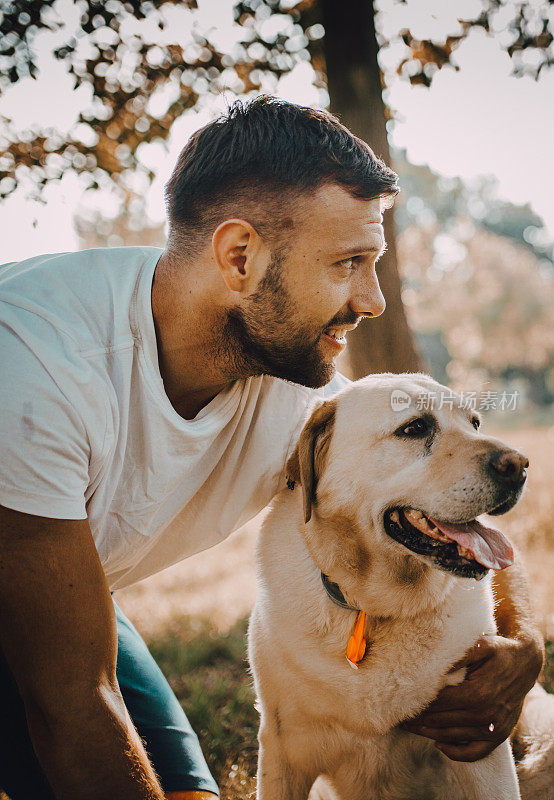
left=0, top=247, right=349, bottom=590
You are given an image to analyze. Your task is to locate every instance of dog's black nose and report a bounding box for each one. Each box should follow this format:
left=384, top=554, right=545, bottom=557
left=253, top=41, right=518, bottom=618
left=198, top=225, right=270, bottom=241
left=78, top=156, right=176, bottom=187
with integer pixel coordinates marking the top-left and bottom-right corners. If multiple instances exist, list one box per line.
left=488, top=450, right=529, bottom=486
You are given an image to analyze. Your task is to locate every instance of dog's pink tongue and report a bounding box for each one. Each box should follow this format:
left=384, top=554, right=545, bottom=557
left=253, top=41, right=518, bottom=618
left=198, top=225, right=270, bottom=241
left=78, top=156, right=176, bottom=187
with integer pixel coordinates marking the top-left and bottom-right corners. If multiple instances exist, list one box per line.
left=428, top=517, right=514, bottom=570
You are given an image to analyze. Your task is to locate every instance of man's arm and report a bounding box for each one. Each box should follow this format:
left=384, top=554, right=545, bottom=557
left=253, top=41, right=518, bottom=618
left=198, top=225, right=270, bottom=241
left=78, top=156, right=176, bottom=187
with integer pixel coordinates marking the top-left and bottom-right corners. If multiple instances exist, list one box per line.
left=402, top=553, right=544, bottom=762
left=0, top=504, right=165, bottom=800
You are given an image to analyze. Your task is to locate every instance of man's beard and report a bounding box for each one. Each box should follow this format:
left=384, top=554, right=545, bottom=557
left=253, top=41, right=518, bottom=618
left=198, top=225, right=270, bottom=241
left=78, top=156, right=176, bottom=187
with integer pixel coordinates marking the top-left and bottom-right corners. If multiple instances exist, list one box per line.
left=217, top=252, right=344, bottom=388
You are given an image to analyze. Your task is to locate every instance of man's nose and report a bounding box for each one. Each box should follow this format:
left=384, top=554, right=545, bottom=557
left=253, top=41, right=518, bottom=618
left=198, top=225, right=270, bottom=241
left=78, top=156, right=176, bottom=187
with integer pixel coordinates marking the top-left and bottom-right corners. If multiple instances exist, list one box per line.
left=488, top=449, right=529, bottom=486
left=349, top=272, right=386, bottom=318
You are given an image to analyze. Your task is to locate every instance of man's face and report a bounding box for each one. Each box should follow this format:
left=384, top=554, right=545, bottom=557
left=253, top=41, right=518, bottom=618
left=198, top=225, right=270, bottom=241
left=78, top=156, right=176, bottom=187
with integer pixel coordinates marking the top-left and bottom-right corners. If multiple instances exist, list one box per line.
left=225, top=184, right=388, bottom=387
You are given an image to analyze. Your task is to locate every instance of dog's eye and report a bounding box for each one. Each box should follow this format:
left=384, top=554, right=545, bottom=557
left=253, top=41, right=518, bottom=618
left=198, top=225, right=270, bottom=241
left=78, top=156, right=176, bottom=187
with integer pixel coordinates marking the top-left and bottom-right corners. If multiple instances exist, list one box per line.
left=471, top=417, right=480, bottom=430
left=396, top=418, right=429, bottom=437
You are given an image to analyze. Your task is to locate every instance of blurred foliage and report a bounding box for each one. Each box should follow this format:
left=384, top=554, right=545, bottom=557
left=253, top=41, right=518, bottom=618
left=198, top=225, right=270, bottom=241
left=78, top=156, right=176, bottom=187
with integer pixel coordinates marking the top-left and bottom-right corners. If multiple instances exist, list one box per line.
left=74, top=194, right=165, bottom=249
left=393, top=150, right=554, bottom=265
left=398, top=218, right=554, bottom=405
left=1, top=0, right=554, bottom=199
left=387, top=150, right=554, bottom=407
left=392, top=2, right=554, bottom=87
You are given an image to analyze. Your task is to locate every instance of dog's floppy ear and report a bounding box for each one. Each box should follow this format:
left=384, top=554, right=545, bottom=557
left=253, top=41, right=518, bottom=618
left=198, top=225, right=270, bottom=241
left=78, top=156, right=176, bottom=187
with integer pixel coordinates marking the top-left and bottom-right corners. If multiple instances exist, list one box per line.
left=286, top=399, right=337, bottom=524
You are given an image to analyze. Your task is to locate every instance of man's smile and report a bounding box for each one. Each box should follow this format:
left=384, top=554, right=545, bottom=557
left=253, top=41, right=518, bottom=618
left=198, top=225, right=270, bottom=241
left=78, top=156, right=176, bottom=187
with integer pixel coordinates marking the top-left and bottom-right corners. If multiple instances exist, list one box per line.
left=321, top=330, right=347, bottom=351
left=321, top=322, right=359, bottom=351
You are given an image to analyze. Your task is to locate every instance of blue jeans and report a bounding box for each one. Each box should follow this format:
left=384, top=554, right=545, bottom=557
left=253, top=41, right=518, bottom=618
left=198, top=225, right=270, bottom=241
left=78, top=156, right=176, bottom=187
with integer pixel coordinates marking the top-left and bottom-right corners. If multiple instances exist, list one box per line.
left=0, top=601, right=219, bottom=798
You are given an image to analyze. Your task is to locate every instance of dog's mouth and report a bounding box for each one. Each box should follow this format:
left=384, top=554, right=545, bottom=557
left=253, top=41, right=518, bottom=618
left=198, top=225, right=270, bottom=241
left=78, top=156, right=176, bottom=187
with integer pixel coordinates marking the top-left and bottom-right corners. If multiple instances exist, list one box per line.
left=383, top=507, right=514, bottom=580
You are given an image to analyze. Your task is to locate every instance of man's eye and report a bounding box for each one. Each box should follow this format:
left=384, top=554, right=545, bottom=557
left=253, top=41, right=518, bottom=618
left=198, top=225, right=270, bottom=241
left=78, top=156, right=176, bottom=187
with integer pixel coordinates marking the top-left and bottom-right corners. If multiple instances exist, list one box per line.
left=336, top=257, right=356, bottom=269
left=395, top=418, right=429, bottom=437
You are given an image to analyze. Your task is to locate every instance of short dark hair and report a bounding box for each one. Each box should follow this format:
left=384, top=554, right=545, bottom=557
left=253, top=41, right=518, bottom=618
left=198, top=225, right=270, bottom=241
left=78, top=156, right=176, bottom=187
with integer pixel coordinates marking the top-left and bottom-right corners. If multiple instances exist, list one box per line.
left=165, top=96, right=398, bottom=256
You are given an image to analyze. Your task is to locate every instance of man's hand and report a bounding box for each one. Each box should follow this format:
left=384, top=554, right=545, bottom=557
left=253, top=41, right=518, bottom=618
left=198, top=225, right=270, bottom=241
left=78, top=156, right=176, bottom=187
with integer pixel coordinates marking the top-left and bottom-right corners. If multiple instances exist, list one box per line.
left=402, top=633, right=543, bottom=762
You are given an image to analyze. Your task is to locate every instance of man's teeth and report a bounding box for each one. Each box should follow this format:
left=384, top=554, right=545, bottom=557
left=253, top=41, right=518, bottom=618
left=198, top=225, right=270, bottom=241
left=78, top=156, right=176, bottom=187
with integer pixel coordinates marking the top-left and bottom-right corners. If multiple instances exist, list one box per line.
left=325, top=327, right=348, bottom=342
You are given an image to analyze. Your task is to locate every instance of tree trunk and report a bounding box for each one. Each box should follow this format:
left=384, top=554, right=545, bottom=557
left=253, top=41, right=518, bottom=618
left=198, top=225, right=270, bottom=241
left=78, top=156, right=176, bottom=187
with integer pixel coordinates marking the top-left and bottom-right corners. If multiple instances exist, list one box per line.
left=321, top=0, right=422, bottom=377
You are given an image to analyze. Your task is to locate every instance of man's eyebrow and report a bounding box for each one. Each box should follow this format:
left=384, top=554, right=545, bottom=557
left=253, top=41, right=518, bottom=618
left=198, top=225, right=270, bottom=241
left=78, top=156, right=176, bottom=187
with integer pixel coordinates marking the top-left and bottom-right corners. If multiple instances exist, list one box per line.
left=333, top=241, right=387, bottom=258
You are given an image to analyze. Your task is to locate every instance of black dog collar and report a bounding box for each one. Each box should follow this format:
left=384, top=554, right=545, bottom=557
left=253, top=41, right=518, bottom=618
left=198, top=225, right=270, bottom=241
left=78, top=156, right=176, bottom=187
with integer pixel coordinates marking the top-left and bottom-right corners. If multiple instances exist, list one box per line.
left=320, top=573, right=359, bottom=611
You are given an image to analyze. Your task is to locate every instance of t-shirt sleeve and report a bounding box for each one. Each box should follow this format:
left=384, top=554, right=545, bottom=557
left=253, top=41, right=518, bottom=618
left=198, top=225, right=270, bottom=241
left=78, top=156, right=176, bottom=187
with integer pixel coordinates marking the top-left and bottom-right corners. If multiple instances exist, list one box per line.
left=0, top=323, right=91, bottom=519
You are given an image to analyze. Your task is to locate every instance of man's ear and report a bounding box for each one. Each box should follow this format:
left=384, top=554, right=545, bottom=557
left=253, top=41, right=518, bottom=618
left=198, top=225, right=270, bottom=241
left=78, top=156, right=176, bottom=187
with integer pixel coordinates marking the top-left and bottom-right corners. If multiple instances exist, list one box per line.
left=286, top=399, right=337, bottom=524
left=212, top=219, right=268, bottom=294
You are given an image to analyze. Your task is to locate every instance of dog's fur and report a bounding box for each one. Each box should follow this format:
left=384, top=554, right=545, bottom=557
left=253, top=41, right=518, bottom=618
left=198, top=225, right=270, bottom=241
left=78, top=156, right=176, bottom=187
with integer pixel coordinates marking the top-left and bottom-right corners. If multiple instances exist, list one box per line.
left=248, top=373, right=554, bottom=800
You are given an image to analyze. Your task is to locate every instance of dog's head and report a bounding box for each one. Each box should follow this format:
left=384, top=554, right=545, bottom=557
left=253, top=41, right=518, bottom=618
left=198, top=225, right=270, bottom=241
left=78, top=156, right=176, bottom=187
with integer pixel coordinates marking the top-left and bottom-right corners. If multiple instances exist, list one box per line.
left=286, top=373, right=528, bottom=616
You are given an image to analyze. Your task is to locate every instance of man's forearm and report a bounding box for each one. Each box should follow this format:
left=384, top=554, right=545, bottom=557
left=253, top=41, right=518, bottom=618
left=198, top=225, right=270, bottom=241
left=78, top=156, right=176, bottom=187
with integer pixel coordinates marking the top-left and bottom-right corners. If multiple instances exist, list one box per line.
left=25, top=684, right=164, bottom=800
left=491, top=548, right=545, bottom=669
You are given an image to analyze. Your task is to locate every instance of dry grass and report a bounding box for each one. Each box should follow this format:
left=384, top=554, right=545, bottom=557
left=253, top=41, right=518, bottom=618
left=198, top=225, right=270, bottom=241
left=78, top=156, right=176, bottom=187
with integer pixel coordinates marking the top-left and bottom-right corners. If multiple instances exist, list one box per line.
left=115, top=511, right=262, bottom=637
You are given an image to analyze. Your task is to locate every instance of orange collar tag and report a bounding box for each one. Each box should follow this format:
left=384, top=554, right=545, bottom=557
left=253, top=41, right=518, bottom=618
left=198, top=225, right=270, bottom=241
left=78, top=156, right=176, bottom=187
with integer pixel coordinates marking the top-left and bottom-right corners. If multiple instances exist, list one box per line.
left=346, top=610, right=366, bottom=669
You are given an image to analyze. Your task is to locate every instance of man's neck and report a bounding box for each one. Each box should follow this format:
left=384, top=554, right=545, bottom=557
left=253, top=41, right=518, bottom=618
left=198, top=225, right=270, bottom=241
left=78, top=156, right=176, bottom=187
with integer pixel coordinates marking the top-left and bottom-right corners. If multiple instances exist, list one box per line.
left=151, top=251, right=250, bottom=421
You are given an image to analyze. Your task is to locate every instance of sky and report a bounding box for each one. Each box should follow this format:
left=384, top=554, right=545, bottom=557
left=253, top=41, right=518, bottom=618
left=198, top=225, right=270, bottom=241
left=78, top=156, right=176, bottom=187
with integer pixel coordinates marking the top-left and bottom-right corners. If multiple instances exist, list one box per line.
left=1, top=0, right=554, bottom=261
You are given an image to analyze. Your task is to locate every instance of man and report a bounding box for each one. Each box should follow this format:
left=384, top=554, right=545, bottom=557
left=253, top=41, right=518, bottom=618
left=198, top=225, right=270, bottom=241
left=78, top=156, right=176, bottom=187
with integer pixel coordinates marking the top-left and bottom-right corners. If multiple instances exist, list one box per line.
left=0, top=97, right=543, bottom=799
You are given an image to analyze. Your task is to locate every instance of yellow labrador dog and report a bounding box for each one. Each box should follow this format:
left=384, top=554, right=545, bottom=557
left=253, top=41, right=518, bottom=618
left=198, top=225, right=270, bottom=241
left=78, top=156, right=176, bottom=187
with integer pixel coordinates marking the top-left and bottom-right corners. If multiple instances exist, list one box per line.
left=248, top=374, right=553, bottom=800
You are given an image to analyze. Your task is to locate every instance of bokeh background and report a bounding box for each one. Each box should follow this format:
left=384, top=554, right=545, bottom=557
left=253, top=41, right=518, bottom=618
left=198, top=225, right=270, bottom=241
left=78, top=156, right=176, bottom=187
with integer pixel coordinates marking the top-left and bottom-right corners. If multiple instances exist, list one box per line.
left=1, top=1, right=553, bottom=796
